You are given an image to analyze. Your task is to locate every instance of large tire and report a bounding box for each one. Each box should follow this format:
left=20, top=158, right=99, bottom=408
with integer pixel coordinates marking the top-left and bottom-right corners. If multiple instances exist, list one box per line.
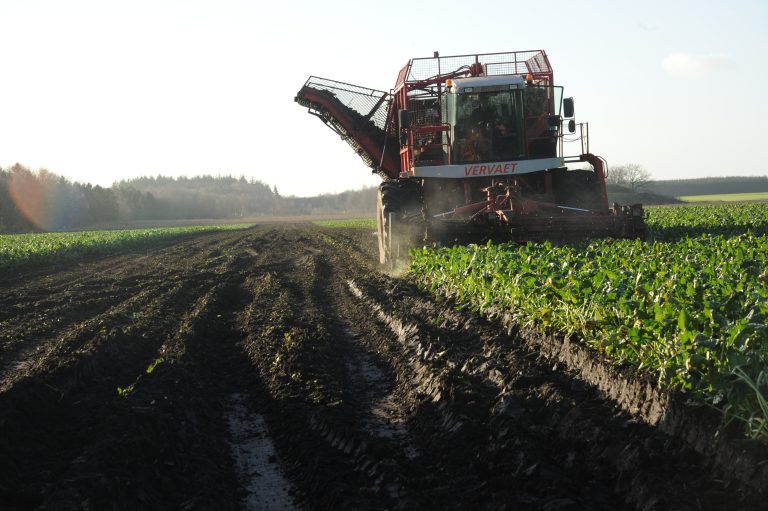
left=376, top=179, right=425, bottom=267
left=376, top=189, right=389, bottom=265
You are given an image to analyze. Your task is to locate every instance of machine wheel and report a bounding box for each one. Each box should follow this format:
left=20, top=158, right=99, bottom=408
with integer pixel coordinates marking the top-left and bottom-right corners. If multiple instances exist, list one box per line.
left=376, top=179, right=425, bottom=267
left=376, top=189, right=389, bottom=265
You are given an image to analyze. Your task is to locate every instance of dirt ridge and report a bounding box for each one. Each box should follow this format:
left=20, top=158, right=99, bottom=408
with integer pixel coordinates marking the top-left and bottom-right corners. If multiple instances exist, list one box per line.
left=493, top=313, right=768, bottom=497
left=349, top=276, right=760, bottom=509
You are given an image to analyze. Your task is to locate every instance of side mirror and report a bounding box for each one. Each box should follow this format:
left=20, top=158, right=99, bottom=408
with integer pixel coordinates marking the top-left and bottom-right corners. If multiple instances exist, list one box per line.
left=398, top=109, right=410, bottom=129
left=568, top=119, right=576, bottom=133
left=563, top=98, right=574, bottom=118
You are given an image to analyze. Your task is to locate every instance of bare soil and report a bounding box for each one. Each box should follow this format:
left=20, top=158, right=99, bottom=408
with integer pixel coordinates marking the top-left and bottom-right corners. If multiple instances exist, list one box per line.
left=0, top=224, right=764, bottom=510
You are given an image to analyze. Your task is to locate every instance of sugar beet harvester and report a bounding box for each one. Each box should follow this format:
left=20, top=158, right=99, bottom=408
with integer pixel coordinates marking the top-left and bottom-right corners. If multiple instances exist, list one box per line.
left=295, top=50, right=647, bottom=265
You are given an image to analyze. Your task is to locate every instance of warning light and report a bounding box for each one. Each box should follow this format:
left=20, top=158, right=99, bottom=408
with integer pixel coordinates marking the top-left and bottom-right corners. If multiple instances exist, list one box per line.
left=446, top=79, right=454, bottom=90
left=525, top=73, right=534, bottom=83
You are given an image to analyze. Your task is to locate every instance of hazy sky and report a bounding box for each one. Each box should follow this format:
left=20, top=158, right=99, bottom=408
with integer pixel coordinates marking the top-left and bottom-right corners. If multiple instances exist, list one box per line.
left=1, top=0, right=766, bottom=196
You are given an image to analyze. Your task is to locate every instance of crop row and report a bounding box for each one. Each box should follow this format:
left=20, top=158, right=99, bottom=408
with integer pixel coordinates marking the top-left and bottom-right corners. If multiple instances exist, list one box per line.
left=410, top=228, right=768, bottom=442
left=647, top=202, right=768, bottom=240
left=0, top=224, right=254, bottom=271
left=312, top=218, right=377, bottom=229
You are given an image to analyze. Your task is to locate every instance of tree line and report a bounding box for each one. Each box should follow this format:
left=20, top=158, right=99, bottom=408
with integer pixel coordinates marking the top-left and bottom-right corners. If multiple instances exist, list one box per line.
left=648, top=176, right=768, bottom=197
left=0, top=164, right=376, bottom=233
left=604, top=164, right=652, bottom=192
left=605, top=164, right=768, bottom=197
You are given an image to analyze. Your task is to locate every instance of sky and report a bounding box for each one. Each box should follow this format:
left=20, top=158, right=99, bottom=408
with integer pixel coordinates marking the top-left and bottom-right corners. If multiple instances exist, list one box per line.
left=1, top=0, right=766, bottom=196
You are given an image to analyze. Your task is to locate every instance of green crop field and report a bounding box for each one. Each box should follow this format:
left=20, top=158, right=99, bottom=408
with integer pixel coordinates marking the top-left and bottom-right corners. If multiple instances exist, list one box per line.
left=678, top=192, right=768, bottom=202
left=410, top=203, right=768, bottom=442
left=0, top=224, right=254, bottom=271
left=648, top=202, right=768, bottom=240
left=313, top=218, right=376, bottom=229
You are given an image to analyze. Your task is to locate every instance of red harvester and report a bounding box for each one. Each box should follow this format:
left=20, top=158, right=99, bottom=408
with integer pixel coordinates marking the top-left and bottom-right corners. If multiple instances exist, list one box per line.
left=295, top=50, right=647, bottom=265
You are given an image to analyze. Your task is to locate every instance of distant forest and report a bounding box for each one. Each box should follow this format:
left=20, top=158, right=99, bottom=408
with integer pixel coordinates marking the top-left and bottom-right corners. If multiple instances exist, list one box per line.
left=0, top=164, right=376, bottom=233
left=648, top=176, right=768, bottom=197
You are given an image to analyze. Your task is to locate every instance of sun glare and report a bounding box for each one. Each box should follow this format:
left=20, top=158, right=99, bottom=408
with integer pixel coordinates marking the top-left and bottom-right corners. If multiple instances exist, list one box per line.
left=8, top=170, right=55, bottom=230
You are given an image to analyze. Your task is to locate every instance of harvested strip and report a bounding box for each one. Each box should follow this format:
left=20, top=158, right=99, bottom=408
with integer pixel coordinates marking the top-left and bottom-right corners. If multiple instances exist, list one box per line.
left=226, top=393, right=297, bottom=511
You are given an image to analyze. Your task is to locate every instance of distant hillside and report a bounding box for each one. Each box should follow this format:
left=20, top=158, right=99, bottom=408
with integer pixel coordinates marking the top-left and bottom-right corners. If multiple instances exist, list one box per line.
left=648, top=176, right=768, bottom=197
left=118, top=175, right=377, bottom=218
left=606, top=184, right=680, bottom=205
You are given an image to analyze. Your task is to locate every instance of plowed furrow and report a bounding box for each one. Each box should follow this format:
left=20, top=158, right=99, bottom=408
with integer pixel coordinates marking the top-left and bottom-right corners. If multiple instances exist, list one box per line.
left=0, top=241, right=268, bottom=509
left=0, top=230, right=260, bottom=393
left=0, top=232, right=265, bottom=509
left=0, top=286, right=139, bottom=363
left=236, top=247, right=429, bottom=507
left=0, top=281, right=185, bottom=392
left=0, top=229, right=243, bottom=298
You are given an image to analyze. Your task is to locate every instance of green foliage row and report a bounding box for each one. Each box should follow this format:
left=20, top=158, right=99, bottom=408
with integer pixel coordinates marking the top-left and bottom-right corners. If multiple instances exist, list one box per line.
left=312, top=218, right=376, bottom=229
left=411, top=210, right=768, bottom=441
left=0, top=224, right=253, bottom=271
left=647, top=203, right=768, bottom=240
left=678, top=192, right=768, bottom=202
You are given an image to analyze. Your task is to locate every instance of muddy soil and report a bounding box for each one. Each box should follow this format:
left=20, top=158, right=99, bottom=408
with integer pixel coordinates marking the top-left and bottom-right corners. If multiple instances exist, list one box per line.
left=0, top=225, right=764, bottom=510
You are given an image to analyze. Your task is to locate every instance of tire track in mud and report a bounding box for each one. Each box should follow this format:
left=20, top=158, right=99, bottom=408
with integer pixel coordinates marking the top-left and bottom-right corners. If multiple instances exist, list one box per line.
left=225, top=392, right=297, bottom=511
left=236, top=226, right=459, bottom=508
left=236, top=229, right=622, bottom=508
left=345, top=278, right=620, bottom=509
left=28, top=281, right=244, bottom=509
left=298, top=250, right=424, bottom=500
left=238, top=249, right=393, bottom=509
left=314, top=231, right=607, bottom=506
left=341, top=330, right=419, bottom=460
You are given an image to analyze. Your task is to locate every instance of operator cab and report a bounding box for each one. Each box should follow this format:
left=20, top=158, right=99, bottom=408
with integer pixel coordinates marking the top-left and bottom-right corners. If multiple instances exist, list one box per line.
left=445, top=75, right=564, bottom=164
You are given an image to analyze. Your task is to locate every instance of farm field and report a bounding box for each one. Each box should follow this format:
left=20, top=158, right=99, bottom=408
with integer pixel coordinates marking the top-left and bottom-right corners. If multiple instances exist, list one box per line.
left=0, top=216, right=766, bottom=509
left=312, top=218, right=376, bottom=229
left=0, top=224, right=254, bottom=271
left=677, top=192, right=768, bottom=202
